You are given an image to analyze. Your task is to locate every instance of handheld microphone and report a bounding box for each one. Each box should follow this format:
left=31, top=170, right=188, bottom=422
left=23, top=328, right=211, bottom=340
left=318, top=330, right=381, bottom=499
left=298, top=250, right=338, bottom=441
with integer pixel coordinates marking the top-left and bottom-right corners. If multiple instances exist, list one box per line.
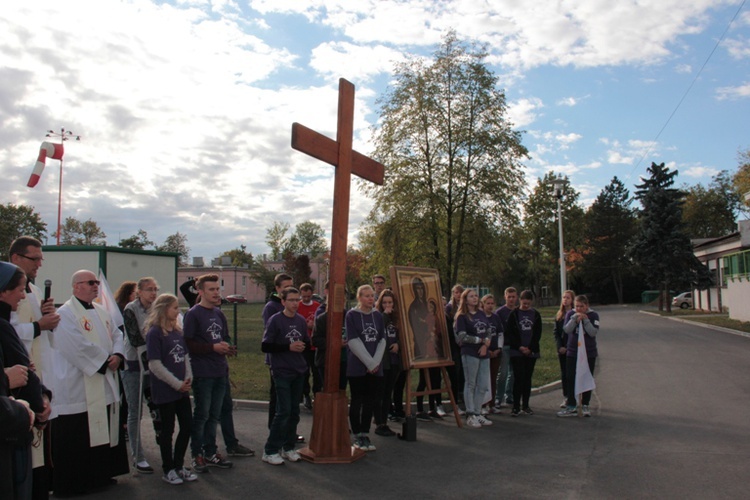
left=44, top=279, right=52, bottom=302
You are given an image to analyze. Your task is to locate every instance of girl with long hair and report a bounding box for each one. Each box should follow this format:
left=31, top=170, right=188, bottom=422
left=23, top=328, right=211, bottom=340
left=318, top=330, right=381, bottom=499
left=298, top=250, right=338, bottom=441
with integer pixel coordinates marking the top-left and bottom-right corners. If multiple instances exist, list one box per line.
left=554, top=290, right=576, bottom=408
left=145, top=294, right=196, bottom=485
left=374, top=289, right=399, bottom=437
left=558, top=295, right=600, bottom=418
left=505, top=290, right=542, bottom=417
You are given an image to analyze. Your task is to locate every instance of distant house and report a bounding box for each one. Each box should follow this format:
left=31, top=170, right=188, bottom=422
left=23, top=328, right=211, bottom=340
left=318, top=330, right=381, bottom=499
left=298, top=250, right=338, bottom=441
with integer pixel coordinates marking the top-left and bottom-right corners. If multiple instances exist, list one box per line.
left=692, top=220, right=750, bottom=321
left=176, top=256, right=327, bottom=305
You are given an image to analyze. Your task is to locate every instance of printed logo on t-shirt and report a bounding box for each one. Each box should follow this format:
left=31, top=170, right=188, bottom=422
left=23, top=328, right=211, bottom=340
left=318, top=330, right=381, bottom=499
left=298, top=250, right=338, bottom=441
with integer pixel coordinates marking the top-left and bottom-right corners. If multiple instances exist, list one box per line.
left=474, top=319, right=487, bottom=338
left=386, top=323, right=397, bottom=340
left=487, top=322, right=497, bottom=339
left=169, top=343, right=186, bottom=364
left=206, top=321, right=223, bottom=341
left=519, top=316, right=534, bottom=332
left=285, top=326, right=303, bottom=343
left=362, top=324, right=379, bottom=343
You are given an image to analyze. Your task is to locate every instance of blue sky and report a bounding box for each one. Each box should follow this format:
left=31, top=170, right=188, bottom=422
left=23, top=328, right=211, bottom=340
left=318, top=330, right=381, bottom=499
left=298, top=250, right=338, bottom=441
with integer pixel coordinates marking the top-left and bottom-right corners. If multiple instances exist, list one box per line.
left=1, top=0, right=748, bottom=263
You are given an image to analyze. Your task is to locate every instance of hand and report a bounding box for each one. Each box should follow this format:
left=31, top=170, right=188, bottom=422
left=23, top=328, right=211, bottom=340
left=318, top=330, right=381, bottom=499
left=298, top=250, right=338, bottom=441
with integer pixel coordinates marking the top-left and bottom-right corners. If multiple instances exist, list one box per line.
left=107, top=355, right=121, bottom=371
left=38, top=312, right=60, bottom=331
left=5, top=365, right=29, bottom=389
left=35, top=394, right=52, bottom=425
left=289, top=341, right=306, bottom=353
left=14, top=398, right=35, bottom=431
left=213, top=341, right=232, bottom=355
left=227, top=344, right=238, bottom=357
left=369, top=364, right=380, bottom=374
left=40, top=298, right=56, bottom=315
left=478, top=345, right=488, bottom=357
left=179, top=378, right=192, bottom=393
left=519, top=346, right=530, bottom=356
left=558, top=347, right=567, bottom=355
left=390, top=343, right=399, bottom=354
left=576, top=312, right=586, bottom=323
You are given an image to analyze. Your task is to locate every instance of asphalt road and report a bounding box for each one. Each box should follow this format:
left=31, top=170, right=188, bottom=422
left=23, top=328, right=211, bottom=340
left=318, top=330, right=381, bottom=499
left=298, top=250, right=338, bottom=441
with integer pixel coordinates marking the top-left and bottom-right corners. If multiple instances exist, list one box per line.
left=101, top=305, right=750, bottom=499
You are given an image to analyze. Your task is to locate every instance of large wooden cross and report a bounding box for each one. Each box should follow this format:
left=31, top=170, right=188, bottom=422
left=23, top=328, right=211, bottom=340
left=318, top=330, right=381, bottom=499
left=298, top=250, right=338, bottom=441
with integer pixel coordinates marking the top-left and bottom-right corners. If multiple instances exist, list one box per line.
left=292, top=78, right=384, bottom=463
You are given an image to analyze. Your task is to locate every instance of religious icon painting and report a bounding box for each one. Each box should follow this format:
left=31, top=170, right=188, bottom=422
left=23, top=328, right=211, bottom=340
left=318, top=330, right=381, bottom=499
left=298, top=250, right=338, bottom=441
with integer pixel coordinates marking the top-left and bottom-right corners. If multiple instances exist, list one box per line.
left=389, top=266, right=453, bottom=370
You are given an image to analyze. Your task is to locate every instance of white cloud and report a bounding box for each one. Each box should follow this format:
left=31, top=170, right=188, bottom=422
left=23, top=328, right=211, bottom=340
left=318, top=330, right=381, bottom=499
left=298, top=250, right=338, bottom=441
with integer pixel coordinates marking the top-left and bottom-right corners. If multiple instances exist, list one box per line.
left=716, top=82, right=750, bottom=100
left=508, top=97, right=544, bottom=127
left=683, top=165, right=720, bottom=178
left=557, top=97, right=578, bottom=107
left=309, top=42, right=407, bottom=83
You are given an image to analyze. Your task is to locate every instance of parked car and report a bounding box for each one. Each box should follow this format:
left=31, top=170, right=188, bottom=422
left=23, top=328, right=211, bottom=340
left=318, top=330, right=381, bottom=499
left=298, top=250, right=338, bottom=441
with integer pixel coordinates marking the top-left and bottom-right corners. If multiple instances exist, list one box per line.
left=225, top=294, right=248, bottom=303
left=672, top=292, right=693, bottom=309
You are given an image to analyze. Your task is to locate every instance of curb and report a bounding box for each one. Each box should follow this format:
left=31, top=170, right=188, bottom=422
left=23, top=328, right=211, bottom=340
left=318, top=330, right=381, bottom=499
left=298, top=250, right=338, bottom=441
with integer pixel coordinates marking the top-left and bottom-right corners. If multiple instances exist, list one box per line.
left=639, top=310, right=750, bottom=339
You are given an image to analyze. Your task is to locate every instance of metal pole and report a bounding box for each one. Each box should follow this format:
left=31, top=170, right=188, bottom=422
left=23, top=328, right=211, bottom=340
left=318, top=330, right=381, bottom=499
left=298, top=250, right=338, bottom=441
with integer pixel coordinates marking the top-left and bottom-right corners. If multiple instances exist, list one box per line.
left=557, top=194, right=567, bottom=295
left=57, top=158, right=63, bottom=245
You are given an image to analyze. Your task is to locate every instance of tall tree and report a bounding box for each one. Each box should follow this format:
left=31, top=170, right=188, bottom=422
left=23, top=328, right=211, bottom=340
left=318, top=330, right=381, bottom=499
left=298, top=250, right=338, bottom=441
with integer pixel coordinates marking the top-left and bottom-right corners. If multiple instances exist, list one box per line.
left=283, top=251, right=313, bottom=288
left=581, top=177, right=637, bottom=304
left=221, top=244, right=253, bottom=267
left=0, top=203, right=47, bottom=260
left=265, top=221, right=290, bottom=260
left=156, top=232, right=190, bottom=266
left=290, top=220, right=327, bottom=258
left=632, top=162, right=712, bottom=311
left=119, top=229, right=154, bottom=250
left=732, top=147, right=750, bottom=215
left=682, top=171, right=739, bottom=238
left=248, top=257, right=278, bottom=300
left=519, top=173, right=585, bottom=299
left=362, top=30, right=528, bottom=293
left=57, top=216, right=106, bottom=245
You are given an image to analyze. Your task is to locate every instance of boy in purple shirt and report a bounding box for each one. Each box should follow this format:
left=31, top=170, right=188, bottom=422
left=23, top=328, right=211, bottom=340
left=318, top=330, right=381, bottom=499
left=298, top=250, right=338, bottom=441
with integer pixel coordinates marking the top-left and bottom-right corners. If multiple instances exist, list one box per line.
left=183, top=274, right=234, bottom=472
left=261, top=287, right=310, bottom=465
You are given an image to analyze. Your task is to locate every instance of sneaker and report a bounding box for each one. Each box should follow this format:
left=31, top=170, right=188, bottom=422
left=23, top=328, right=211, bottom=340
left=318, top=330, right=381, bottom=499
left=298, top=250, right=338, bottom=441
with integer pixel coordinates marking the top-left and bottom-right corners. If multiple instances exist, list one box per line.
left=427, top=409, right=443, bottom=419
left=362, top=435, right=376, bottom=451
left=162, top=469, right=183, bottom=485
left=206, top=453, right=233, bottom=469
left=436, top=405, right=447, bottom=417
left=280, top=449, right=301, bottom=462
left=480, top=406, right=489, bottom=416
left=178, top=467, right=198, bottom=482
left=262, top=452, right=284, bottom=466
left=135, top=461, right=154, bottom=474
left=522, top=407, right=534, bottom=415
left=511, top=408, right=520, bottom=417
left=557, top=406, right=578, bottom=417
left=582, top=405, right=591, bottom=417
left=465, top=415, right=481, bottom=428
left=560, top=399, right=568, bottom=408
left=227, top=443, right=255, bottom=457
left=352, top=435, right=366, bottom=450
left=191, top=455, right=209, bottom=473
left=476, top=415, right=493, bottom=426
left=491, top=405, right=502, bottom=414
left=415, top=412, right=432, bottom=422
left=457, top=408, right=466, bottom=416
left=303, top=395, right=313, bottom=410
left=375, top=425, right=396, bottom=437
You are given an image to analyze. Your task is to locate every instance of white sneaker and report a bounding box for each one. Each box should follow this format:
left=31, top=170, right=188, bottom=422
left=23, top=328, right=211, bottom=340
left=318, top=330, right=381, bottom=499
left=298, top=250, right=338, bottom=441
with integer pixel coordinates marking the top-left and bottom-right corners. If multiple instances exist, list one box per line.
left=436, top=405, right=447, bottom=417
left=162, top=469, right=183, bottom=485
left=280, top=449, right=301, bottom=462
left=476, top=415, right=493, bottom=426
left=582, top=405, right=591, bottom=417
left=178, top=467, right=198, bottom=482
left=262, top=452, right=284, bottom=465
left=465, top=415, right=481, bottom=428
left=480, top=406, right=489, bottom=415
left=560, top=399, right=568, bottom=408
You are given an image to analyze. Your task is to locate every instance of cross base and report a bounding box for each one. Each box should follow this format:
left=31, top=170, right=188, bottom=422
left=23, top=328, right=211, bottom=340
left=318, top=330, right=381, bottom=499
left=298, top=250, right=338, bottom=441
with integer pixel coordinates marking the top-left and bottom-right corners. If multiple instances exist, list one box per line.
left=298, top=391, right=365, bottom=464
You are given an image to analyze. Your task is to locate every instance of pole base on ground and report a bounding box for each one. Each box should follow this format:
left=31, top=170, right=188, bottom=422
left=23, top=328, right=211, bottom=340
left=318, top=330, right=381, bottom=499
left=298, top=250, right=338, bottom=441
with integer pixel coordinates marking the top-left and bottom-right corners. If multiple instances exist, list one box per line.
left=298, top=391, right=365, bottom=464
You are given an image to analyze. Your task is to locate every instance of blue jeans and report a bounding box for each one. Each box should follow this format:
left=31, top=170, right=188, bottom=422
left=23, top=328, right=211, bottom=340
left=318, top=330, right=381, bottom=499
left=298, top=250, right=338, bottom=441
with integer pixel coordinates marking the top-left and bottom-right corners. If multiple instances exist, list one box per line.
left=264, top=373, right=304, bottom=455
left=220, top=377, right=238, bottom=450
left=191, top=376, right=227, bottom=457
left=462, top=354, right=489, bottom=415
left=497, top=348, right=514, bottom=403
left=121, top=369, right=147, bottom=462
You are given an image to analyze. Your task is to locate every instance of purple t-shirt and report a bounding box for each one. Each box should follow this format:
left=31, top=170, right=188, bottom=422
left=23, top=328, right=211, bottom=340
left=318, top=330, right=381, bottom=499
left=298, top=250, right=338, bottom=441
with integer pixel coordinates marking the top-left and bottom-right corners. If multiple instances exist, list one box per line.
left=146, top=327, right=189, bottom=405
left=382, top=312, right=400, bottom=367
left=346, top=309, right=385, bottom=377
left=262, top=296, right=284, bottom=327
left=510, top=308, right=540, bottom=358
left=495, top=305, right=513, bottom=346
left=183, top=304, right=229, bottom=378
left=564, top=309, right=599, bottom=358
left=263, top=311, right=310, bottom=378
left=456, top=311, right=490, bottom=359
left=485, top=312, right=504, bottom=351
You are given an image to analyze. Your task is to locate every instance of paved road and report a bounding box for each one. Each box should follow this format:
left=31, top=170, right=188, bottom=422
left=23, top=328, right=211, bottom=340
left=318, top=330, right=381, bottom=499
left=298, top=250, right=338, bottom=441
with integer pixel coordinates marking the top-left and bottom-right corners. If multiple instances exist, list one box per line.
left=103, top=306, right=750, bottom=499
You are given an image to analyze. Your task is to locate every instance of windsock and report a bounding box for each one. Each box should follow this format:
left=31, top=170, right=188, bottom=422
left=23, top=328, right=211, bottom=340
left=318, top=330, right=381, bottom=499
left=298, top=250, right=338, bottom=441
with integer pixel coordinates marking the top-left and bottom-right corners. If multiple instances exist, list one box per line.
left=27, top=142, right=64, bottom=188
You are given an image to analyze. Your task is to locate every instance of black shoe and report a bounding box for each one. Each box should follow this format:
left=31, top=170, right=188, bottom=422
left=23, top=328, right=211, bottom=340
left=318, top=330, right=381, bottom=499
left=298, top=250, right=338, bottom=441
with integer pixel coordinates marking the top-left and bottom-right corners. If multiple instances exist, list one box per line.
left=303, top=395, right=313, bottom=410
left=415, top=412, right=432, bottom=422
left=511, top=408, right=520, bottom=417
left=427, top=410, right=443, bottom=419
left=205, top=453, right=233, bottom=469
left=374, top=425, right=396, bottom=437
left=227, top=443, right=255, bottom=457
left=522, top=407, right=534, bottom=415
left=135, top=462, right=154, bottom=474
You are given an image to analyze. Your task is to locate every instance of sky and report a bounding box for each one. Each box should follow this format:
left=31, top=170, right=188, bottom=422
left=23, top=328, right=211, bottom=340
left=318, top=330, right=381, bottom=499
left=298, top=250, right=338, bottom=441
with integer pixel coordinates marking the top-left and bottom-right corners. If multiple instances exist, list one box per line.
left=1, top=0, right=749, bottom=263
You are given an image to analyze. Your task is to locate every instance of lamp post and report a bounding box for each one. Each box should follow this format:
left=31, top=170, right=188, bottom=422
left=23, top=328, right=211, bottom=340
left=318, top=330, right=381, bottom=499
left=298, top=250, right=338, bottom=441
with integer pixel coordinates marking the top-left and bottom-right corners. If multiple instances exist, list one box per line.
left=551, top=176, right=568, bottom=298
left=45, top=128, right=80, bottom=244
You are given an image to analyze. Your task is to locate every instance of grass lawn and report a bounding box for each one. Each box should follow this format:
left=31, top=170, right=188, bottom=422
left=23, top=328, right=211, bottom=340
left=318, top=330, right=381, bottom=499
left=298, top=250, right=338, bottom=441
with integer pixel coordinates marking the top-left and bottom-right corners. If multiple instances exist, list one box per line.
left=678, top=314, right=750, bottom=334
left=220, top=303, right=563, bottom=401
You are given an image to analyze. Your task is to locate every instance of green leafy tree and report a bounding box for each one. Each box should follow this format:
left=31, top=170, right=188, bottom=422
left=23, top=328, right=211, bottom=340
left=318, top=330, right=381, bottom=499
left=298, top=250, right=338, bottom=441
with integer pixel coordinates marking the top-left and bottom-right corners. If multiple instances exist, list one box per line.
left=632, top=162, right=712, bottom=311
left=156, top=232, right=190, bottom=266
left=290, top=221, right=327, bottom=258
left=221, top=244, right=253, bottom=267
left=519, top=173, right=585, bottom=299
left=119, top=229, right=154, bottom=249
left=732, top=147, right=750, bottom=214
left=265, top=221, right=290, bottom=260
left=248, top=257, right=278, bottom=300
left=580, top=177, right=638, bottom=304
left=681, top=171, right=739, bottom=238
left=283, top=251, right=313, bottom=288
left=0, top=203, right=48, bottom=260
left=362, top=30, right=528, bottom=293
left=57, top=216, right=106, bottom=245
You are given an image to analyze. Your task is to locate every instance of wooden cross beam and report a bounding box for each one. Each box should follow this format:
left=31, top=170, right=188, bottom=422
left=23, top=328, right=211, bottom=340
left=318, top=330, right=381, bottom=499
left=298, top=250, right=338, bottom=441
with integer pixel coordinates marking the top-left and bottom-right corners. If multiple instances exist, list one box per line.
left=291, top=78, right=384, bottom=463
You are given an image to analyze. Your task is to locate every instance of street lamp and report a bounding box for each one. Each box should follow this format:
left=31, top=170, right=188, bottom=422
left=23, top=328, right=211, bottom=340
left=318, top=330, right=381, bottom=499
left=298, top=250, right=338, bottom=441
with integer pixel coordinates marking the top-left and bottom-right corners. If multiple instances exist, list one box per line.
left=551, top=176, right=568, bottom=298
left=44, top=128, right=81, bottom=245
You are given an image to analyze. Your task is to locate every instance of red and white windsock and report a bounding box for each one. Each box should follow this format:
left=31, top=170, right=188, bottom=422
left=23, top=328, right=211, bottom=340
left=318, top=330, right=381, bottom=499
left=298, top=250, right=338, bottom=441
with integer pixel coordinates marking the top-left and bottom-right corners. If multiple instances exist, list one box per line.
left=27, top=142, right=64, bottom=188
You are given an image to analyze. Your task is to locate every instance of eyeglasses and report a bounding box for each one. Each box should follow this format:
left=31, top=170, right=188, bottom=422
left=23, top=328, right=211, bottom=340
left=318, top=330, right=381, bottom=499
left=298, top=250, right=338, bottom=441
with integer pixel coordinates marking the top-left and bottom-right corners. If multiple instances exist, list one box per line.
left=76, top=280, right=100, bottom=286
left=373, top=281, right=385, bottom=286
left=142, top=287, right=160, bottom=293
left=17, top=254, right=44, bottom=263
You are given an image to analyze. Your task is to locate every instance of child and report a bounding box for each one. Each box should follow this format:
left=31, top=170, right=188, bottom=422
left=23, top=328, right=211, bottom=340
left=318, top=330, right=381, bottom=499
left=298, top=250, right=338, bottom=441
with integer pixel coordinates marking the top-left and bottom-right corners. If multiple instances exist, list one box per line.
left=505, top=290, right=542, bottom=417
left=558, top=295, right=600, bottom=418
left=145, top=294, right=197, bottom=485
left=261, top=287, right=310, bottom=465
left=454, top=289, right=492, bottom=428
left=481, top=294, right=503, bottom=415
left=346, top=285, right=386, bottom=451
left=553, top=290, right=576, bottom=409
left=374, top=290, right=399, bottom=437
